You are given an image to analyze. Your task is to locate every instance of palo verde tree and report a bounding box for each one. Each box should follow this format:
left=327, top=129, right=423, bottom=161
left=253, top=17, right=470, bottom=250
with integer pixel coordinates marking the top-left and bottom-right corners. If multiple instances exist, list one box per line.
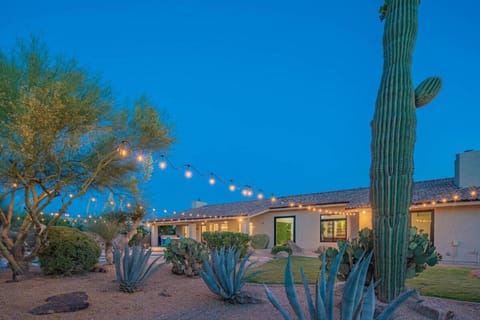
left=0, top=38, right=173, bottom=279
left=370, top=1, right=441, bottom=301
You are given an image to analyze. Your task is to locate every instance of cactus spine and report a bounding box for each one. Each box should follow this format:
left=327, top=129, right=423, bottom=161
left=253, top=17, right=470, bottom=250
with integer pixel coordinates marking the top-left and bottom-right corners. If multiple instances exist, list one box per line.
left=370, top=0, right=441, bottom=302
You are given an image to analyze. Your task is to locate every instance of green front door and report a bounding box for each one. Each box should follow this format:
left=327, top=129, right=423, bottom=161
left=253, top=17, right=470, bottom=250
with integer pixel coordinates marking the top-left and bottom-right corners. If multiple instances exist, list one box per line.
left=274, top=216, right=295, bottom=246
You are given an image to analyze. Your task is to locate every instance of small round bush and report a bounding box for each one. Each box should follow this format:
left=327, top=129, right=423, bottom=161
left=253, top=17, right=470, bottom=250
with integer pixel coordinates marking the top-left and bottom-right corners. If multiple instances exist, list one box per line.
left=271, top=245, right=292, bottom=255
left=39, top=226, right=101, bottom=276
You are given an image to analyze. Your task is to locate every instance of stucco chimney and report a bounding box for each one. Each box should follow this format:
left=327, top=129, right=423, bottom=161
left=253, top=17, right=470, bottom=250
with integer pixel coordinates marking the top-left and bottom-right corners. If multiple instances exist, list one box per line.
left=191, top=200, right=207, bottom=209
left=454, top=150, right=480, bottom=187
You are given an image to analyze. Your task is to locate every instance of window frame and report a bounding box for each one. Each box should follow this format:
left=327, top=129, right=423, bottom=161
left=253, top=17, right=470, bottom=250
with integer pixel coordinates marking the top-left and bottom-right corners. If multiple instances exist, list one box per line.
left=274, top=216, right=296, bottom=246
left=320, top=215, right=347, bottom=242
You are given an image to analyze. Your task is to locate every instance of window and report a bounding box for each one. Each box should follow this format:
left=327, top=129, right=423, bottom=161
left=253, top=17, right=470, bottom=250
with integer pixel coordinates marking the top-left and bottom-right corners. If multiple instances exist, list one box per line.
left=411, top=211, right=434, bottom=242
left=274, top=216, right=295, bottom=246
left=213, top=224, right=219, bottom=232
left=321, top=215, right=347, bottom=242
left=220, top=222, right=228, bottom=231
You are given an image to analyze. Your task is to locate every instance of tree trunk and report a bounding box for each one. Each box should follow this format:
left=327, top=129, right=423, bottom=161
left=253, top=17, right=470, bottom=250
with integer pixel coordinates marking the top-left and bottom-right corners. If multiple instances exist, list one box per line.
left=105, top=241, right=113, bottom=264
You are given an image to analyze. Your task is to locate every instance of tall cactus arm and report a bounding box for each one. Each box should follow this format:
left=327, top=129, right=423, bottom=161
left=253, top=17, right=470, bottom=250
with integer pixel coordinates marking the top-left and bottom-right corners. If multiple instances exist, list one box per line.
left=415, top=77, right=442, bottom=107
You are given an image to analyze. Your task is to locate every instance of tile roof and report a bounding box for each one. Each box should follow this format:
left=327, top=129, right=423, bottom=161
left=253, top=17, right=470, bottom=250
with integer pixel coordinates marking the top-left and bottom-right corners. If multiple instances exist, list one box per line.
left=153, top=178, right=480, bottom=222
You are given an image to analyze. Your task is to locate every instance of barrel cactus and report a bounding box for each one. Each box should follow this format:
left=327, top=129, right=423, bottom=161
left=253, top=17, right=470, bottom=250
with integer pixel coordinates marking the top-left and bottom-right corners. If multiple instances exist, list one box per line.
left=370, top=0, right=441, bottom=302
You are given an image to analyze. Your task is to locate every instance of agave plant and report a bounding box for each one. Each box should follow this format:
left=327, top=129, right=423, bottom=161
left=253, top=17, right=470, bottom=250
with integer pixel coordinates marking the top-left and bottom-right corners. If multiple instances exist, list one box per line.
left=199, top=246, right=261, bottom=303
left=113, top=243, right=164, bottom=293
left=265, top=244, right=416, bottom=319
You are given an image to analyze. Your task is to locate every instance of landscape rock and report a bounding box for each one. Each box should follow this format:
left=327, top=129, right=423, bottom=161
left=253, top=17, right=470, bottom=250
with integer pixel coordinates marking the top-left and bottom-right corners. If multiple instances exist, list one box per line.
left=29, top=291, right=89, bottom=315
left=275, top=251, right=289, bottom=258
left=287, top=240, right=303, bottom=254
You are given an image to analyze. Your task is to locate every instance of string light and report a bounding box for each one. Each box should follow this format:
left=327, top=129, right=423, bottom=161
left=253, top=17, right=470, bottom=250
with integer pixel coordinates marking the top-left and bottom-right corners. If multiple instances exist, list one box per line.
left=137, top=154, right=144, bottom=162
left=208, top=173, right=216, bottom=185
left=159, top=155, right=167, bottom=170
left=184, top=165, right=193, bottom=179
left=229, top=181, right=236, bottom=192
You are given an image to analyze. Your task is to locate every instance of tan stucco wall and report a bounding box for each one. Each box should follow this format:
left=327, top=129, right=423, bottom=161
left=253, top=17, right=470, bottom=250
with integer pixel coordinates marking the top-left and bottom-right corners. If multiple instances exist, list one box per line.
left=358, top=209, right=372, bottom=230
left=433, top=205, right=480, bottom=265
left=250, top=207, right=359, bottom=252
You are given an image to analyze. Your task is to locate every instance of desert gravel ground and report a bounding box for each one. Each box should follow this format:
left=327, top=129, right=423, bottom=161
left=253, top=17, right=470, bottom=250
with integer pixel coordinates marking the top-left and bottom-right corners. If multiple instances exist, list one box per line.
left=1, top=253, right=479, bottom=320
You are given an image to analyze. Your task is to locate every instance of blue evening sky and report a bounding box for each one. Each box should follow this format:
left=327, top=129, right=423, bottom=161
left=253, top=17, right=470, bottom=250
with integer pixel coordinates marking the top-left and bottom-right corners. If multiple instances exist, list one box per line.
left=2, top=1, right=479, bottom=218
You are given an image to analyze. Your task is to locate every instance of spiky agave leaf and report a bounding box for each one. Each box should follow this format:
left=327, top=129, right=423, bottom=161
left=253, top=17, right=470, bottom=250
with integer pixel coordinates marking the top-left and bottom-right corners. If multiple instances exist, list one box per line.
left=264, top=285, right=292, bottom=320
left=376, top=289, right=417, bottom=320
left=341, top=252, right=371, bottom=319
left=113, top=243, right=164, bottom=293
left=325, top=243, right=347, bottom=319
left=301, top=267, right=315, bottom=319
left=284, top=256, right=306, bottom=319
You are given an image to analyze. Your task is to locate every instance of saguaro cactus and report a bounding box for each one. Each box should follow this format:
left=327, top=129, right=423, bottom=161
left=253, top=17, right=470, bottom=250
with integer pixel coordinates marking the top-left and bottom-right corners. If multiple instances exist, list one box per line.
left=370, top=0, right=441, bottom=302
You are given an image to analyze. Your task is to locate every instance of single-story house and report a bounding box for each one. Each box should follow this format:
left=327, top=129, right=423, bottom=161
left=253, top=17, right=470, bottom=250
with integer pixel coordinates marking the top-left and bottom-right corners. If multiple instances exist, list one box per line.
left=149, top=150, right=480, bottom=265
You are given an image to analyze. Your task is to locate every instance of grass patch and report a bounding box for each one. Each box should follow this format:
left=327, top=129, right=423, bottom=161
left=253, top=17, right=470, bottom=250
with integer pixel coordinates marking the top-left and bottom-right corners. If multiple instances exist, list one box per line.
left=248, top=256, right=480, bottom=303
left=248, top=256, right=321, bottom=284
left=406, top=265, right=480, bottom=303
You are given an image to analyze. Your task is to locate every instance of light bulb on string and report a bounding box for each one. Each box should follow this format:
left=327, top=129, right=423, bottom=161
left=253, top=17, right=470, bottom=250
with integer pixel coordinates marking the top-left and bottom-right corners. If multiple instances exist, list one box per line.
left=228, top=180, right=236, bottom=192
left=208, top=173, right=216, bottom=185
left=257, top=190, right=264, bottom=200
left=136, top=153, right=144, bottom=162
left=159, top=155, right=167, bottom=170
left=184, top=165, right=193, bottom=179
left=270, top=195, right=277, bottom=203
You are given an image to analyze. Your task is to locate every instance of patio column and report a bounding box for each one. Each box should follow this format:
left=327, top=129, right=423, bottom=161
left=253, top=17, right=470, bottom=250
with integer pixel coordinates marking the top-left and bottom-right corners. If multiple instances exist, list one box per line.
left=188, top=223, right=197, bottom=240
left=151, top=224, right=158, bottom=246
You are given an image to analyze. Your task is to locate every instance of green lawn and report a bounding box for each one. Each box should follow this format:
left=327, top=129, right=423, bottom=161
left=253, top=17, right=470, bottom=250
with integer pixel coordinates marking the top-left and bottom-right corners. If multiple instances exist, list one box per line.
left=248, top=256, right=321, bottom=284
left=406, top=265, right=480, bottom=303
left=248, top=256, right=480, bottom=302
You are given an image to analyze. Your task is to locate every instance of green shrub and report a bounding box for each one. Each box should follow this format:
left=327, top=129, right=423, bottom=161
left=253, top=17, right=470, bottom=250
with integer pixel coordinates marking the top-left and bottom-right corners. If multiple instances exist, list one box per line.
left=164, top=238, right=205, bottom=277
left=271, top=245, right=292, bottom=255
left=202, top=231, right=250, bottom=257
left=39, top=226, right=101, bottom=276
left=251, top=234, right=270, bottom=249
left=324, top=227, right=440, bottom=281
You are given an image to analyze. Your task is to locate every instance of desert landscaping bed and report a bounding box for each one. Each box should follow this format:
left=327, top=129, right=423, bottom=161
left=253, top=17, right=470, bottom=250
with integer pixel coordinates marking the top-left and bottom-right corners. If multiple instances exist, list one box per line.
left=1, top=262, right=480, bottom=320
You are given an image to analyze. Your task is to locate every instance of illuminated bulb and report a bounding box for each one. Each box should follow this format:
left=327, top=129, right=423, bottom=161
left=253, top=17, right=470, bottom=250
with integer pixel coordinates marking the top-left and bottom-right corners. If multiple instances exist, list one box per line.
left=247, top=190, right=253, bottom=197
left=441, top=198, right=447, bottom=203
left=453, top=194, right=459, bottom=201
left=126, top=202, right=131, bottom=207
left=470, top=190, right=477, bottom=197
left=91, top=197, right=96, bottom=202
left=208, top=175, right=216, bottom=185
left=241, top=189, right=248, bottom=196
left=69, top=193, right=73, bottom=198
left=137, top=154, right=144, bottom=162
left=289, top=202, right=294, bottom=207
left=184, top=166, right=193, bottom=179
left=271, top=196, right=277, bottom=203
left=431, top=201, right=437, bottom=205
left=159, top=160, right=167, bottom=170
left=118, top=147, right=128, bottom=157
left=109, top=201, right=114, bottom=206
left=12, top=183, right=18, bottom=188
left=229, top=183, right=236, bottom=192
left=257, top=193, right=264, bottom=200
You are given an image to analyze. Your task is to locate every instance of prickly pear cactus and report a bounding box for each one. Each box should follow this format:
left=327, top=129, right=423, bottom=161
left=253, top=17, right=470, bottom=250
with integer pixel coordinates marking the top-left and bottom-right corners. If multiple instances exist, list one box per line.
left=370, top=0, right=441, bottom=302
